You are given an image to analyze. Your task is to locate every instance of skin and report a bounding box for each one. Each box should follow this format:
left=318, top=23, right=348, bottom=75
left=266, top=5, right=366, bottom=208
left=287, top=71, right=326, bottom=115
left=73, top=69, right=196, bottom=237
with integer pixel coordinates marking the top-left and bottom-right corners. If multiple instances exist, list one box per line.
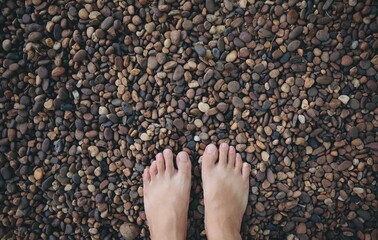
left=143, top=143, right=251, bottom=240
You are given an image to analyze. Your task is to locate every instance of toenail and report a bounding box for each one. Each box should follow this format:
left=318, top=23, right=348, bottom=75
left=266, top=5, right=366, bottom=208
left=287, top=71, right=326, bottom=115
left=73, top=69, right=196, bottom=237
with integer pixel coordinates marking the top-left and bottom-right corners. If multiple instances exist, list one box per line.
left=178, top=153, right=188, bottom=162
left=205, top=144, right=216, bottom=153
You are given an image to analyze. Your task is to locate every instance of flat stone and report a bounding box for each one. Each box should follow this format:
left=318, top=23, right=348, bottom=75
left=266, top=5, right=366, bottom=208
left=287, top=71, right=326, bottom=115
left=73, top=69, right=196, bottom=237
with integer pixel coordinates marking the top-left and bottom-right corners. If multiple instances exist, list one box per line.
left=289, top=26, right=303, bottom=39
left=297, top=223, right=307, bottom=234
left=316, top=30, right=330, bottom=42
left=73, top=49, right=87, bottom=62
left=338, top=161, right=352, bottom=171
left=206, top=0, right=216, bottom=13
left=120, top=223, right=140, bottom=240
left=100, top=16, right=114, bottom=30
left=338, top=95, right=350, bottom=104
left=170, top=30, right=181, bottom=45
left=198, top=102, right=210, bottom=112
left=287, top=40, right=301, bottom=51
left=34, top=167, right=44, bottom=181
left=227, top=81, right=240, bottom=93
left=147, top=56, right=158, bottom=70
left=269, top=69, right=280, bottom=78
left=316, top=75, right=333, bottom=85
left=51, top=67, right=65, bottom=77
left=287, top=9, right=298, bottom=24
left=341, top=55, right=353, bottom=66
left=173, top=65, right=184, bottom=81
left=261, top=151, right=269, bottom=161
left=226, top=50, right=237, bottom=62
left=42, top=176, right=54, bottom=190
left=194, top=45, right=206, bottom=57
left=232, top=96, right=244, bottom=109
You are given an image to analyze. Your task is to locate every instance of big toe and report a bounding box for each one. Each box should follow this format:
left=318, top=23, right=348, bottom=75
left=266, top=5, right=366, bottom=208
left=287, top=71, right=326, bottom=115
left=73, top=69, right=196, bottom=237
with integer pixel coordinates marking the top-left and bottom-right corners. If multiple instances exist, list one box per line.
left=176, top=151, right=191, bottom=176
left=202, top=144, right=218, bottom=168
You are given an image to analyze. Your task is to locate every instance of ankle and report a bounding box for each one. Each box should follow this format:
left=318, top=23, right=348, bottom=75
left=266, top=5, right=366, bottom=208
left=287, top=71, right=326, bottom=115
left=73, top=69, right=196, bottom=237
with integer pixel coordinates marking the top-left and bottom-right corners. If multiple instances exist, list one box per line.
left=206, top=230, right=242, bottom=240
left=205, top=217, right=242, bottom=240
left=150, top=219, right=186, bottom=240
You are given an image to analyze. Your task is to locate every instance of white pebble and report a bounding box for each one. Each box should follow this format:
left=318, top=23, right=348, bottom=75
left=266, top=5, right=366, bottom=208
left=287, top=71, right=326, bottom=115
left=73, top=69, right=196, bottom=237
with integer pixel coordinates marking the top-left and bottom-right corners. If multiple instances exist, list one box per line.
left=350, top=41, right=359, bottom=50
left=194, top=135, right=200, bottom=142
left=72, top=90, right=79, bottom=100
left=298, top=115, right=306, bottom=124
left=348, top=0, right=357, bottom=6
left=338, top=95, right=350, bottom=104
left=99, top=106, right=108, bottom=115
left=353, top=158, right=359, bottom=166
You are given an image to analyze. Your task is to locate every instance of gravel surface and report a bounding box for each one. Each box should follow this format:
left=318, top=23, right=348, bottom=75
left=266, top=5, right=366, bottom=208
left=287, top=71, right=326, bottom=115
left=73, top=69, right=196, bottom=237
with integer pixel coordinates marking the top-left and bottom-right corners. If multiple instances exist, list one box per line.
left=0, top=0, right=377, bottom=239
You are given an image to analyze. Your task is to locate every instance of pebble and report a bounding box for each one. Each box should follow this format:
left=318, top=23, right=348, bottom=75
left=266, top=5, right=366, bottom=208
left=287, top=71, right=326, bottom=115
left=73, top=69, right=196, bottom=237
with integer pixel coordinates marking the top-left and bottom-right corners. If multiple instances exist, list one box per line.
left=287, top=40, right=300, bottom=51
left=287, top=9, right=298, bottom=24
left=226, top=50, right=238, bottom=62
left=261, top=151, right=269, bottom=161
left=100, top=16, right=114, bottom=30
left=232, top=96, right=244, bottom=109
left=34, top=167, right=44, bottom=181
left=338, top=95, right=350, bottom=104
left=73, top=49, right=87, bottom=62
left=120, top=223, right=140, bottom=240
left=338, top=161, right=353, bottom=171
left=227, top=81, right=240, bottom=93
left=170, top=30, right=181, bottom=45
left=316, top=30, right=330, bottom=42
left=194, top=45, right=206, bottom=57
left=341, top=55, right=353, bottom=66
left=206, top=0, right=216, bottom=13
left=2, top=39, right=11, bottom=51
left=269, top=69, right=280, bottom=78
left=173, top=65, right=184, bottom=81
left=0, top=167, right=12, bottom=180
left=316, top=75, right=333, bottom=85
left=198, top=102, right=210, bottom=112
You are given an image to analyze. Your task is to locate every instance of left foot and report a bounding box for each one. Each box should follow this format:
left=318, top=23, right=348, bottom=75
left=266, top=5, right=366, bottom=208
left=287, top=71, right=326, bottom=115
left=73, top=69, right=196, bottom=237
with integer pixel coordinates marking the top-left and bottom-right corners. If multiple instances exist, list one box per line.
left=143, top=149, right=192, bottom=240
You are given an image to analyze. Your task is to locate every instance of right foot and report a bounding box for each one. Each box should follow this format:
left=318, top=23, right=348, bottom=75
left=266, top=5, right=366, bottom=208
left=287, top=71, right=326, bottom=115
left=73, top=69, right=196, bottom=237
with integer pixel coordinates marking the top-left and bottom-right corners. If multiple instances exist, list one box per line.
left=201, top=143, right=251, bottom=240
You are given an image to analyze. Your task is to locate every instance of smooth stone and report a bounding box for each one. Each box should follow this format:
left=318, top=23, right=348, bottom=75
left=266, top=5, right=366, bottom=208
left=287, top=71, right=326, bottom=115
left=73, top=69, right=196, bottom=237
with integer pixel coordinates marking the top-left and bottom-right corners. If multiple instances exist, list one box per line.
left=226, top=50, right=237, bottom=62
left=170, top=30, right=181, bottom=45
left=120, top=223, right=140, bottom=240
left=2, top=39, right=11, bottom=51
left=254, top=63, right=266, bottom=73
left=173, top=65, right=184, bottom=81
left=73, top=49, right=87, bottom=62
left=316, top=75, right=333, bottom=85
left=101, top=16, right=114, bottom=30
left=198, top=102, right=210, bottom=112
left=289, top=26, right=303, bottom=39
left=206, top=0, right=216, bottom=13
left=42, top=176, right=54, bottom=190
left=287, top=9, right=298, bottom=24
left=147, top=56, right=158, bottom=70
left=51, top=67, right=65, bottom=77
left=338, top=160, right=353, bottom=171
left=239, top=31, right=252, bottom=43
left=341, top=55, right=353, bottom=66
left=338, top=95, right=350, bottom=104
left=173, top=119, right=185, bottom=130
left=269, top=69, right=280, bottom=78
left=287, top=40, right=301, bottom=51
left=194, top=45, right=206, bottom=57
left=316, top=30, right=330, bottom=42
left=232, top=96, right=244, bottom=109
left=0, top=167, right=12, bottom=180
left=227, top=81, right=240, bottom=93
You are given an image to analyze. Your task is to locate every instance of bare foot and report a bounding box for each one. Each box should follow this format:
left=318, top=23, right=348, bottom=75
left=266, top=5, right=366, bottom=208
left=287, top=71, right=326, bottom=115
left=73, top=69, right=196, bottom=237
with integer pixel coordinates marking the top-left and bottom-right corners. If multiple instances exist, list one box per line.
left=143, top=149, right=192, bottom=240
left=201, top=143, right=251, bottom=240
